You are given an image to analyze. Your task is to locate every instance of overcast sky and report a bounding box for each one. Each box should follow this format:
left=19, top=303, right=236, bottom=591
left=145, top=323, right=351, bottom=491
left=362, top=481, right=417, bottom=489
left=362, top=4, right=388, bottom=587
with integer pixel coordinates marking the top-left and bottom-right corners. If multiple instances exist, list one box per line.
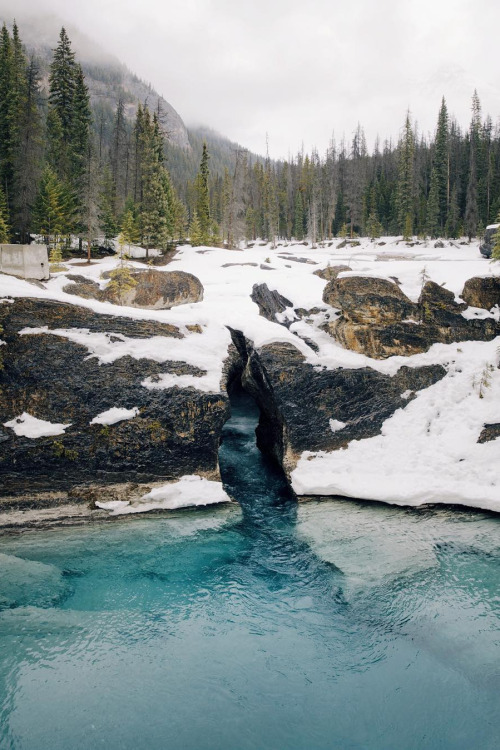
left=5, top=0, right=500, bottom=158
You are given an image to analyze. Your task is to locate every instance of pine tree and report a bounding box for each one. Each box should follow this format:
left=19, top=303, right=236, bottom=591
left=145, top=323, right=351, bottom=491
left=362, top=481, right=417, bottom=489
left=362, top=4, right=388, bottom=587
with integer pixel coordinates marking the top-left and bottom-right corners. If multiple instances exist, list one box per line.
left=434, top=97, right=449, bottom=230
left=465, top=144, right=479, bottom=240
left=138, top=109, right=172, bottom=256
left=71, top=64, right=91, bottom=185
left=0, top=24, right=13, bottom=203
left=48, top=28, right=77, bottom=180
left=119, top=206, right=139, bottom=253
left=366, top=210, right=382, bottom=240
left=492, top=216, right=500, bottom=260
left=109, top=97, right=128, bottom=216
left=396, top=112, right=416, bottom=235
left=0, top=184, right=10, bottom=242
left=426, top=168, right=440, bottom=238
left=195, top=142, right=211, bottom=245
left=13, top=55, right=43, bottom=242
left=32, top=167, right=68, bottom=247
left=293, top=190, right=304, bottom=240
left=445, top=185, right=460, bottom=239
left=100, top=166, right=118, bottom=245
left=107, top=262, right=137, bottom=305
left=189, top=210, right=203, bottom=246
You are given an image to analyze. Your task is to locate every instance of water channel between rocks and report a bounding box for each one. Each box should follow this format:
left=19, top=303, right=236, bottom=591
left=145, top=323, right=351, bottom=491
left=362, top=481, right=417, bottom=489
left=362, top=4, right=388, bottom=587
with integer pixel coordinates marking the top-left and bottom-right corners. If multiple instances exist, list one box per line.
left=0, top=384, right=499, bottom=750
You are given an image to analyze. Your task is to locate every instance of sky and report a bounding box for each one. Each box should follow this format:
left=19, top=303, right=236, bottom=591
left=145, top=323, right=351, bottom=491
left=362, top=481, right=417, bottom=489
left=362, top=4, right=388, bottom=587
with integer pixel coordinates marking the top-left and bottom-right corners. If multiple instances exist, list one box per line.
left=4, top=0, right=500, bottom=158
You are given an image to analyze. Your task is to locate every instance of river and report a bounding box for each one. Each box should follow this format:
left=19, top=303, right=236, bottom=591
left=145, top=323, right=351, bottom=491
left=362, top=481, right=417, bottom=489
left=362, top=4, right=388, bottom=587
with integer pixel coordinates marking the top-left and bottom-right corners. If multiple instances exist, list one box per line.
left=0, top=385, right=498, bottom=749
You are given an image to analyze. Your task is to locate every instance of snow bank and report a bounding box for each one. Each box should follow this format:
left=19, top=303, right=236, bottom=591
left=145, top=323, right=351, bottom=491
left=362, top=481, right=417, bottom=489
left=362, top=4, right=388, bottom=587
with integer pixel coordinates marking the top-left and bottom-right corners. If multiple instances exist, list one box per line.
left=3, top=412, right=71, bottom=438
left=90, top=407, right=139, bottom=426
left=96, top=475, right=231, bottom=515
left=292, top=338, right=500, bottom=513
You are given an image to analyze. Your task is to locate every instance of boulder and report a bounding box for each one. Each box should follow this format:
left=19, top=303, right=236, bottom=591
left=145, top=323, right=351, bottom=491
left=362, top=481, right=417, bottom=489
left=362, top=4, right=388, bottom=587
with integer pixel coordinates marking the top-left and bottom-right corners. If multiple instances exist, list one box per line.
left=418, top=281, right=466, bottom=326
left=313, top=265, right=351, bottom=281
left=63, top=276, right=103, bottom=300
left=321, top=275, right=500, bottom=359
left=323, top=276, right=416, bottom=324
left=104, top=269, right=203, bottom=309
left=461, top=277, right=500, bottom=310
left=251, top=283, right=294, bottom=324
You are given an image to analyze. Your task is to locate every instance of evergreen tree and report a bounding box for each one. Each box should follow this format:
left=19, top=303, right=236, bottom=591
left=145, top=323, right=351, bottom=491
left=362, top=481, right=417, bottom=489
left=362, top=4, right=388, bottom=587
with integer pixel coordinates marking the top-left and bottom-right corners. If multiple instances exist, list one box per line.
left=32, top=167, right=70, bottom=247
left=434, top=97, right=449, bottom=230
left=110, top=97, right=128, bottom=215
left=100, top=166, right=118, bottom=245
left=293, top=190, right=304, bottom=240
left=492, top=216, right=500, bottom=260
left=0, top=185, right=11, bottom=242
left=119, top=206, right=140, bottom=252
left=189, top=209, right=203, bottom=246
left=396, top=112, right=416, bottom=235
left=107, top=262, right=137, bottom=305
left=426, top=168, right=440, bottom=238
left=12, top=55, right=43, bottom=242
left=465, top=143, right=479, bottom=240
left=195, top=142, right=211, bottom=245
left=445, top=185, right=460, bottom=238
left=138, top=109, right=172, bottom=256
left=366, top=210, right=382, bottom=240
left=0, top=24, right=13, bottom=195
left=71, top=64, right=91, bottom=184
left=48, top=27, right=77, bottom=180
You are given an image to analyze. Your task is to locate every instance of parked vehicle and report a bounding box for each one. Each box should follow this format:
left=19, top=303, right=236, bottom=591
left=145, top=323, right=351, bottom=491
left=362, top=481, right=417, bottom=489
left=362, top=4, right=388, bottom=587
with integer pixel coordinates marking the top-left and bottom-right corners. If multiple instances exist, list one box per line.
left=479, top=223, right=500, bottom=258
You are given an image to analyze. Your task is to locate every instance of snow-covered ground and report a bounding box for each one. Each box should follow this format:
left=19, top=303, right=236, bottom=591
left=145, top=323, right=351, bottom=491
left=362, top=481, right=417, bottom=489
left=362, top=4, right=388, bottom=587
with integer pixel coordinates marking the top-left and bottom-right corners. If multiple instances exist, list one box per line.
left=1, top=236, right=500, bottom=513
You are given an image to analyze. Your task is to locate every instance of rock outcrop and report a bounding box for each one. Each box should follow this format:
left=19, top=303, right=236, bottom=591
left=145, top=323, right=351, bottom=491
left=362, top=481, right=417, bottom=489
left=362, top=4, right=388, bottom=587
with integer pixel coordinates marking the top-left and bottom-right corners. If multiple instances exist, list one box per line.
left=229, top=329, right=445, bottom=475
left=0, top=299, right=228, bottom=501
left=323, top=276, right=416, bottom=324
left=64, top=269, right=204, bottom=310
left=461, top=276, right=500, bottom=310
left=477, top=423, right=500, bottom=444
left=251, top=283, right=294, bottom=324
left=313, top=265, right=351, bottom=281
left=322, top=276, right=500, bottom=359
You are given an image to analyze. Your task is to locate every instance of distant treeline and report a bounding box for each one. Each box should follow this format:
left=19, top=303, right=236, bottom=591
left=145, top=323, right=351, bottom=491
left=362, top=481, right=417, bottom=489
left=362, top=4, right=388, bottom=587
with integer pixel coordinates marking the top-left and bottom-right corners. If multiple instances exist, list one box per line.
left=1, top=20, right=499, bottom=253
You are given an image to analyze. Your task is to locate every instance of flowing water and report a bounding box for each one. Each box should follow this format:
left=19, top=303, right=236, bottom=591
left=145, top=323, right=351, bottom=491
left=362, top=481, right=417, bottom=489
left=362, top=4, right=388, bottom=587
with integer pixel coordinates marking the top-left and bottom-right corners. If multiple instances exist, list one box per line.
left=0, top=386, right=499, bottom=749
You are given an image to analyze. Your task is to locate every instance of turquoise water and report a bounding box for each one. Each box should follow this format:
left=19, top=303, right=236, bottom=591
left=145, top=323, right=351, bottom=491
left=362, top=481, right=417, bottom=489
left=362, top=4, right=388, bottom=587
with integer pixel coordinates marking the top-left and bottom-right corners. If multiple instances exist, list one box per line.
left=0, top=388, right=499, bottom=750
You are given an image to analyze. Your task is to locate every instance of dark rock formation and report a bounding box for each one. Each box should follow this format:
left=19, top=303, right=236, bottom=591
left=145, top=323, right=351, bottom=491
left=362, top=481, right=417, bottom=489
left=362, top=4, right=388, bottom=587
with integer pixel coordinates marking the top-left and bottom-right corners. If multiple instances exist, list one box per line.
left=419, top=281, right=466, bottom=325
left=251, top=283, right=294, bottom=324
left=322, top=276, right=500, bottom=359
left=63, top=275, right=102, bottom=299
left=461, top=277, right=500, bottom=310
left=0, top=299, right=228, bottom=498
left=477, top=423, right=500, bottom=444
left=229, top=330, right=445, bottom=475
left=64, top=269, right=204, bottom=310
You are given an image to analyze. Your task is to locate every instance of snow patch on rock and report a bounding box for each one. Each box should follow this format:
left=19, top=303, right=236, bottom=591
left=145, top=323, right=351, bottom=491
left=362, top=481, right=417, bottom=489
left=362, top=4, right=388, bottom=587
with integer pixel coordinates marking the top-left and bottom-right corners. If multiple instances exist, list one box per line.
left=90, top=407, right=139, bottom=426
left=329, top=419, right=347, bottom=433
left=3, top=412, right=71, bottom=438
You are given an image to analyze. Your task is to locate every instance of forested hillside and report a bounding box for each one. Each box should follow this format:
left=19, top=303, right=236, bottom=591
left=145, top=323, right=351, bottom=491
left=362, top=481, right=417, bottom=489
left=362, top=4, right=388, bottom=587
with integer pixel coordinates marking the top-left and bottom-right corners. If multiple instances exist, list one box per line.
left=1, top=19, right=500, bottom=257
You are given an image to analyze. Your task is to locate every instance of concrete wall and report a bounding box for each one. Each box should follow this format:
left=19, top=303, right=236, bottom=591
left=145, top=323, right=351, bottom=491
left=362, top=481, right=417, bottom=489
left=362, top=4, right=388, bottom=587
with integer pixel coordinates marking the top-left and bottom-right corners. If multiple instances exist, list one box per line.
left=0, top=245, right=49, bottom=281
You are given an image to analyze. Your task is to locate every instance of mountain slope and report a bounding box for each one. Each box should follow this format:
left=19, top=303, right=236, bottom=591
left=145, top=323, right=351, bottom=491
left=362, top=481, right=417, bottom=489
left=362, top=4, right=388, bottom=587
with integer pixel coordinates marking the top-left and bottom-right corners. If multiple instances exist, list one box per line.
left=0, top=13, right=190, bottom=150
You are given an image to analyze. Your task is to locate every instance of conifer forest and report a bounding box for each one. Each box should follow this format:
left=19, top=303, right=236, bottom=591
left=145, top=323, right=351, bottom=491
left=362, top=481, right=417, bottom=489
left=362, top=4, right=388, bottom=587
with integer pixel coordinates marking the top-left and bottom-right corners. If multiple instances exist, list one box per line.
left=2, top=22, right=500, bottom=256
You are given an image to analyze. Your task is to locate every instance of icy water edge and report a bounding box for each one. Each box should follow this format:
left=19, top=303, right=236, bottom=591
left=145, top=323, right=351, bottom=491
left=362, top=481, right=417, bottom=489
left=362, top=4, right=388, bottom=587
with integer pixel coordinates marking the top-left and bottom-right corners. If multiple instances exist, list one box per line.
left=0, top=388, right=499, bottom=750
